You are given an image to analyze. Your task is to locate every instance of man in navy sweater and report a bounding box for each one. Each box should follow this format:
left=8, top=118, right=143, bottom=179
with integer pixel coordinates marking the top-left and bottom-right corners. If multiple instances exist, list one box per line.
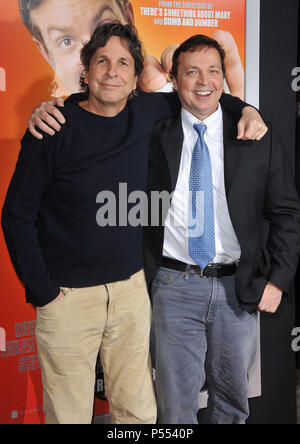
left=2, top=22, right=267, bottom=424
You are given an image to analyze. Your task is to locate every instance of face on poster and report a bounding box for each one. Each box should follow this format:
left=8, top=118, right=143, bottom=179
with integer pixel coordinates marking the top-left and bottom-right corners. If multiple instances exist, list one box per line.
left=16, top=0, right=245, bottom=98
left=0, top=0, right=246, bottom=424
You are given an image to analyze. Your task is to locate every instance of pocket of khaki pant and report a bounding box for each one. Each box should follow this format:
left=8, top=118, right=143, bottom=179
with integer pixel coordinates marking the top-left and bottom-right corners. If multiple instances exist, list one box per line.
left=130, top=270, right=147, bottom=288
left=38, top=287, right=73, bottom=311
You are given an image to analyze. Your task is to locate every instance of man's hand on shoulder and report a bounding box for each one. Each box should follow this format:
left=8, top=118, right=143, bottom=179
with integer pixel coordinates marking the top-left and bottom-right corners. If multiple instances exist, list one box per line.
left=237, top=106, right=268, bottom=141
left=28, top=97, right=66, bottom=140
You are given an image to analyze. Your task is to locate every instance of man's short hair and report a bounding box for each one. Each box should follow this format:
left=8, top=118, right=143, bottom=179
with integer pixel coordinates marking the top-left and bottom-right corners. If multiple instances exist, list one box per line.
left=18, top=0, right=44, bottom=43
left=80, top=21, right=144, bottom=93
left=18, top=0, right=129, bottom=44
left=171, top=34, right=226, bottom=79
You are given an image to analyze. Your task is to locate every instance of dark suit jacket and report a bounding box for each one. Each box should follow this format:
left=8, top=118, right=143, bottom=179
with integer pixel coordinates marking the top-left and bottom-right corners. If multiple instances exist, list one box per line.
left=143, top=108, right=300, bottom=313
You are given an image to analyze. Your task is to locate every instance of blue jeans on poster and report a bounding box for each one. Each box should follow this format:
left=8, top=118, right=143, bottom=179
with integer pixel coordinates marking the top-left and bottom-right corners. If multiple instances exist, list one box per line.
left=151, top=267, right=258, bottom=424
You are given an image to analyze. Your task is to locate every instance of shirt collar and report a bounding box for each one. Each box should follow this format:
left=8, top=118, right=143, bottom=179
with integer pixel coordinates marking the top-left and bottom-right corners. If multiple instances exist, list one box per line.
left=181, top=103, right=223, bottom=138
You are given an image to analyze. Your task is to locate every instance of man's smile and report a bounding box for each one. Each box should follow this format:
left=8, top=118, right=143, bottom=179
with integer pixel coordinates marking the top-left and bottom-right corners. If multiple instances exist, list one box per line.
left=193, top=90, right=214, bottom=97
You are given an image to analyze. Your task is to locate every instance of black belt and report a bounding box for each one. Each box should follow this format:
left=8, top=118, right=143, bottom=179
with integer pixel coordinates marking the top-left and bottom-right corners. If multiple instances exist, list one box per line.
left=161, top=257, right=238, bottom=278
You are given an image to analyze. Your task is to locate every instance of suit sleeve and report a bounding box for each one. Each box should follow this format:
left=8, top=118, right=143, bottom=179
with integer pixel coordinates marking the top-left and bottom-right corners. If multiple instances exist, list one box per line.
left=264, top=125, right=300, bottom=294
left=295, top=115, right=300, bottom=194
left=1, top=130, right=61, bottom=306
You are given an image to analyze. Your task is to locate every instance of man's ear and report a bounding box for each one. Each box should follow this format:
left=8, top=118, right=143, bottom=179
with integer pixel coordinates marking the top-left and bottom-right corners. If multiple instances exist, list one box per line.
left=172, top=76, right=178, bottom=91
left=32, top=37, right=56, bottom=70
left=125, top=2, right=135, bottom=25
left=83, top=69, right=89, bottom=85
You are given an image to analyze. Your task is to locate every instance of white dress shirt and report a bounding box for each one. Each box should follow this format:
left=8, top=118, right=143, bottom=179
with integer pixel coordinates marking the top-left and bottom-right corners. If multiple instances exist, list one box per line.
left=162, top=104, right=241, bottom=265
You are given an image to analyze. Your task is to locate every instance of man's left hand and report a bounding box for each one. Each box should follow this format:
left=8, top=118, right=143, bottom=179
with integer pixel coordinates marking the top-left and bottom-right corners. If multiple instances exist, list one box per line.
left=258, top=282, right=283, bottom=314
left=237, top=106, right=268, bottom=141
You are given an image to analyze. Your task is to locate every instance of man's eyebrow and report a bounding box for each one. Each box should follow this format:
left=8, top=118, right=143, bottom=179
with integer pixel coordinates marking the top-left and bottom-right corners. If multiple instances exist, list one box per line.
left=47, top=5, right=118, bottom=36
left=185, top=64, right=221, bottom=69
left=119, top=56, right=133, bottom=64
left=48, top=25, right=72, bottom=36
left=92, top=6, right=118, bottom=27
left=95, top=55, right=132, bottom=63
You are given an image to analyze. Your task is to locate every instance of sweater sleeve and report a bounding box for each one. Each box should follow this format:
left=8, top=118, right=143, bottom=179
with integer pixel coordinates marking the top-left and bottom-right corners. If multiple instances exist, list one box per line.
left=219, top=93, right=252, bottom=117
left=1, top=130, right=61, bottom=306
left=141, top=91, right=181, bottom=122
left=142, top=91, right=252, bottom=123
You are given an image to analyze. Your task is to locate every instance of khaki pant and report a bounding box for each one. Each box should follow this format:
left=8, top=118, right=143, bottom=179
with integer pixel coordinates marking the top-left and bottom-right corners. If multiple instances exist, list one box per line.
left=35, top=270, right=156, bottom=424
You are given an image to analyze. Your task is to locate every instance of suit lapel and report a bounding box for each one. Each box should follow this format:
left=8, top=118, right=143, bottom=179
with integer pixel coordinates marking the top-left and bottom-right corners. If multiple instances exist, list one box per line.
left=222, top=108, right=240, bottom=197
left=160, top=116, right=184, bottom=192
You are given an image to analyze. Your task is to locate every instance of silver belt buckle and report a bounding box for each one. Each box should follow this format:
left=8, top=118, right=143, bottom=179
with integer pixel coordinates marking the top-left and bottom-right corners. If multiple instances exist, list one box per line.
left=201, top=263, right=213, bottom=278
left=199, top=268, right=208, bottom=278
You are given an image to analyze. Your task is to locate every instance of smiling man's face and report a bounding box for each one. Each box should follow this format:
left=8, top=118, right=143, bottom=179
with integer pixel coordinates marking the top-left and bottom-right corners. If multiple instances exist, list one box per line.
left=84, top=36, right=138, bottom=113
left=30, top=0, right=133, bottom=93
left=173, top=46, right=224, bottom=121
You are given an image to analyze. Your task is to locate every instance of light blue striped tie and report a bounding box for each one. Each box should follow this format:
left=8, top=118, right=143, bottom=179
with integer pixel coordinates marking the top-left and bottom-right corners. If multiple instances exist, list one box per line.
left=188, top=123, right=216, bottom=269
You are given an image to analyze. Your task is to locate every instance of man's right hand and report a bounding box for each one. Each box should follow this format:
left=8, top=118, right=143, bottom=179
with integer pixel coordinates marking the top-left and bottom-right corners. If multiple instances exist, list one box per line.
left=29, top=97, right=66, bottom=139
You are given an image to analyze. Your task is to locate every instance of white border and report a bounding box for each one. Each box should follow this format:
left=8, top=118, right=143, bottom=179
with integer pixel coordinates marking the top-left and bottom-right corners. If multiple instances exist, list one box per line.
left=245, top=0, right=262, bottom=400
left=245, top=0, right=261, bottom=108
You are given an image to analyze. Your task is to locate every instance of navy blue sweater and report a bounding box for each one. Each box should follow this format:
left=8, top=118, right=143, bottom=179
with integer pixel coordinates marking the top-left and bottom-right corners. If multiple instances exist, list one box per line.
left=2, top=92, right=247, bottom=306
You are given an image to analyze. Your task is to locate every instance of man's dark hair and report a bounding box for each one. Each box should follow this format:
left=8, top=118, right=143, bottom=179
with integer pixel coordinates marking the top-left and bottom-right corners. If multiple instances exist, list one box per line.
left=80, top=21, right=144, bottom=93
left=171, top=34, right=226, bottom=79
left=18, top=0, right=45, bottom=43
left=18, top=0, right=129, bottom=45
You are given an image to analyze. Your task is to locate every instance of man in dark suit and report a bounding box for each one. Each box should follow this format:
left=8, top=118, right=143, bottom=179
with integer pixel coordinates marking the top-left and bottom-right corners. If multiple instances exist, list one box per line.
left=144, top=35, right=300, bottom=424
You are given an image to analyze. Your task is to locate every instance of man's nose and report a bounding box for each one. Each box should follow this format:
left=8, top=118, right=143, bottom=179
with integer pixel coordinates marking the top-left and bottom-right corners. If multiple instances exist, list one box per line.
left=106, top=63, right=118, bottom=78
left=196, top=73, right=209, bottom=84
